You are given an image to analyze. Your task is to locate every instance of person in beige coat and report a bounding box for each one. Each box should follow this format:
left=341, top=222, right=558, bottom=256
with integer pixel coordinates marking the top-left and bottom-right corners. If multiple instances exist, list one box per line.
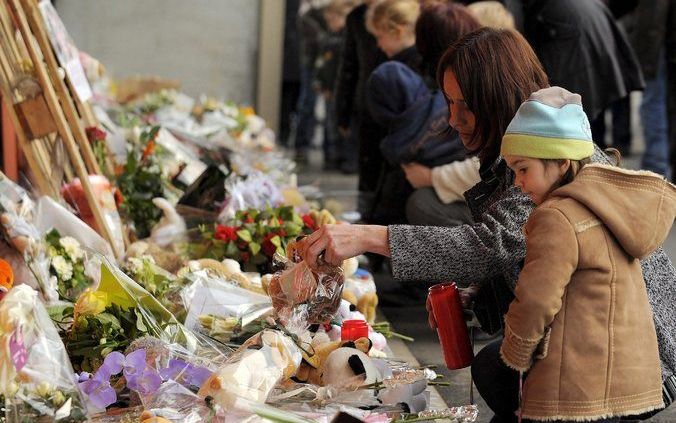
left=499, top=86, right=675, bottom=422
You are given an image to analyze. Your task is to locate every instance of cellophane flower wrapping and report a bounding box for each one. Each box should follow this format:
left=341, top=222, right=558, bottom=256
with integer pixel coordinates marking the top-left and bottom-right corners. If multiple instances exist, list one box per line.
left=197, top=329, right=302, bottom=412
left=217, top=171, right=284, bottom=223
left=180, top=269, right=273, bottom=344
left=268, top=251, right=345, bottom=330
left=0, top=285, right=88, bottom=422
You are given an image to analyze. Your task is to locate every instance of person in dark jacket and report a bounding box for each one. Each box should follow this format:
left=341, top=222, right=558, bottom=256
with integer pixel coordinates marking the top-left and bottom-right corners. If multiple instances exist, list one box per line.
left=367, top=62, right=471, bottom=226
left=280, top=0, right=302, bottom=148
left=297, top=28, right=676, bottom=422
left=315, top=0, right=356, bottom=170
left=334, top=0, right=387, bottom=206
left=522, top=0, right=644, bottom=146
left=359, top=0, right=423, bottom=224
left=295, top=4, right=328, bottom=163
left=625, top=0, right=676, bottom=178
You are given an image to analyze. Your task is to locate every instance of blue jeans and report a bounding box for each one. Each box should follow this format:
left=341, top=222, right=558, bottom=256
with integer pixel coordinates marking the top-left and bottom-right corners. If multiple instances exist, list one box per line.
left=641, top=52, right=670, bottom=177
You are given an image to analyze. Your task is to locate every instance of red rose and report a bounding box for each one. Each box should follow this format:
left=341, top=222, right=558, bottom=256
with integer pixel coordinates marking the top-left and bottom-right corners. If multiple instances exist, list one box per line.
left=85, top=126, right=107, bottom=142
left=214, top=225, right=237, bottom=242
left=261, top=233, right=277, bottom=257
left=302, top=214, right=316, bottom=230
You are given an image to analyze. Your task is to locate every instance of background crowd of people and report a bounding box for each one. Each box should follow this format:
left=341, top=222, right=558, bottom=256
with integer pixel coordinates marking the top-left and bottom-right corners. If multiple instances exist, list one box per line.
left=280, top=0, right=675, bottom=229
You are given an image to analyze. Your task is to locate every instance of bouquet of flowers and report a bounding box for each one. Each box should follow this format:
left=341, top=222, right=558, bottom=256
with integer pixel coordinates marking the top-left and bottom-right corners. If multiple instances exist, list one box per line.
left=186, top=205, right=319, bottom=273
left=0, top=286, right=88, bottom=422
left=45, top=229, right=93, bottom=302
left=115, top=126, right=166, bottom=239
left=50, top=258, right=230, bottom=375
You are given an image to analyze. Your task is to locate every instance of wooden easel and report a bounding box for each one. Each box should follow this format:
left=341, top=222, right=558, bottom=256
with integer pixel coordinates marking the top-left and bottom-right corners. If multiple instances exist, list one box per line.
left=0, top=0, right=123, bottom=257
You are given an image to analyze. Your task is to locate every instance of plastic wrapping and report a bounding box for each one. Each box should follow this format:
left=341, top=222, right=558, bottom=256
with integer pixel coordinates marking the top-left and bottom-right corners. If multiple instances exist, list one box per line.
left=217, top=172, right=284, bottom=223
left=198, top=329, right=302, bottom=410
left=60, top=176, right=125, bottom=255
left=268, top=251, right=344, bottom=327
left=0, top=285, right=88, bottom=422
left=179, top=269, right=273, bottom=343
left=54, top=257, right=231, bottom=377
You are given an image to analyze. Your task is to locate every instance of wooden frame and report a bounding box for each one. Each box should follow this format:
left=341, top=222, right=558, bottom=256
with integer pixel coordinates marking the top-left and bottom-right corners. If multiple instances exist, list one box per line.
left=0, top=0, right=123, bottom=257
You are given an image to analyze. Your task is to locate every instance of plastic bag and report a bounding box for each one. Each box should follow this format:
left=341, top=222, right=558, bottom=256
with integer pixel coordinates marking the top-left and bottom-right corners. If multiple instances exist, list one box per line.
left=0, top=285, right=88, bottom=422
left=180, top=270, right=273, bottom=344
left=268, top=251, right=344, bottom=327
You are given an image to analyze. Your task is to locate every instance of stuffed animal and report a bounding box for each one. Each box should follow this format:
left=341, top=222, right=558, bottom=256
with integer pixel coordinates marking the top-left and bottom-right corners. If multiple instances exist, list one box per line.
left=321, top=344, right=381, bottom=389
left=149, top=197, right=187, bottom=247
left=139, top=410, right=171, bottom=423
left=126, top=240, right=184, bottom=274
left=341, top=258, right=378, bottom=324
left=293, top=336, right=374, bottom=387
left=198, top=329, right=301, bottom=409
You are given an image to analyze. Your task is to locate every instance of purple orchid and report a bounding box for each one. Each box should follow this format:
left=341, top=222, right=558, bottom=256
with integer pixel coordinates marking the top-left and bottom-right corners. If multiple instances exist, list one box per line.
left=78, top=371, right=117, bottom=409
left=159, top=358, right=212, bottom=388
left=76, top=349, right=162, bottom=408
left=122, top=349, right=162, bottom=395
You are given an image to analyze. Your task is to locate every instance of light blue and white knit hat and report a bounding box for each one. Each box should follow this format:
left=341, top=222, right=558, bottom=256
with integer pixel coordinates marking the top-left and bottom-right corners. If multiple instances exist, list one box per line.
left=501, top=86, right=594, bottom=160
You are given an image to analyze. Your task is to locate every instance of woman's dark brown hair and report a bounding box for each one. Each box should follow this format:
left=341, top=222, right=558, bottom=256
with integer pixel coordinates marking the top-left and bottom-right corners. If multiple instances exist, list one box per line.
left=415, top=2, right=481, bottom=81
left=436, top=28, right=549, bottom=164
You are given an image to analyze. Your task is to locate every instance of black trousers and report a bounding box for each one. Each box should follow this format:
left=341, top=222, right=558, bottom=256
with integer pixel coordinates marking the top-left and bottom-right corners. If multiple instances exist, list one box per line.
left=471, top=338, right=647, bottom=423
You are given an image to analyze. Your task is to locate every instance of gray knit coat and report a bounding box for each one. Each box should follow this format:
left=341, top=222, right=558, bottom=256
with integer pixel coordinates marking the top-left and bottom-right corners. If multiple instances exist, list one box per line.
left=389, top=149, right=676, bottom=382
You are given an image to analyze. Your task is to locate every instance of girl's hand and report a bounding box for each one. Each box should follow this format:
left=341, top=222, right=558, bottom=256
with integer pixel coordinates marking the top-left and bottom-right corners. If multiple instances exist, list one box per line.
left=298, top=224, right=390, bottom=268
left=402, top=163, right=433, bottom=188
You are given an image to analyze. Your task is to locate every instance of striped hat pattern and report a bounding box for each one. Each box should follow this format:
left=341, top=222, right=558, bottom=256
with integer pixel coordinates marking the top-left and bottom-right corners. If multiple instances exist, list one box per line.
left=501, top=86, right=594, bottom=160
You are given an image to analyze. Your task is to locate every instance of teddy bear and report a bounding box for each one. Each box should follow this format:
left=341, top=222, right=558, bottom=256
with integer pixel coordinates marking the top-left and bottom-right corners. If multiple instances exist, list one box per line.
left=340, top=257, right=378, bottom=324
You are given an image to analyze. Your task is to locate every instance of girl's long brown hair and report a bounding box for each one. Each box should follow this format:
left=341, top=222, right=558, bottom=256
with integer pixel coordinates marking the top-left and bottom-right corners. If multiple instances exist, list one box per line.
left=436, top=28, right=549, bottom=164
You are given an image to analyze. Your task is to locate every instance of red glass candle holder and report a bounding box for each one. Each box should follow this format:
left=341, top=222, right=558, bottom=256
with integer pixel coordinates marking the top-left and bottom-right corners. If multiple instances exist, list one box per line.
left=428, top=282, right=473, bottom=369
left=341, top=319, right=369, bottom=341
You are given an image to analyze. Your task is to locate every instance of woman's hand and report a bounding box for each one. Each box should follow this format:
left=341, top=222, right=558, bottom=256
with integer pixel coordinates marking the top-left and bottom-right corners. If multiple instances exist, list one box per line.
left=426, top=285, right=478, bottom=330
left=298, top=224, right=390, bottom=268
left=402, top=163, right=433, bottom=188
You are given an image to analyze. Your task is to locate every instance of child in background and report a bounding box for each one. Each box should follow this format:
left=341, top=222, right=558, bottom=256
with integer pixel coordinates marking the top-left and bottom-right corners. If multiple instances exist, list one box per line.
left=466, top=1, right=515, bottom=30
left=316, top=0, right=358, bottom=170
left=365, top=0, right=421, bottom=71
left=499, top=86, right=674, bottom=422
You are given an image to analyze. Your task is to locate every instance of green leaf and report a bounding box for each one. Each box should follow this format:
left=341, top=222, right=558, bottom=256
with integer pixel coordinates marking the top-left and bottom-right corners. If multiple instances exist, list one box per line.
left=134, top=308, right=148, bottom=332
left=225, top=241, right=240, bottom=257
left=237, top=229, right=252, bottom=242
left=249, top=242, right=261, bottom=256
left=270, top=235, right=282, bottom=248
left=95, top=313, right=122, bottom=331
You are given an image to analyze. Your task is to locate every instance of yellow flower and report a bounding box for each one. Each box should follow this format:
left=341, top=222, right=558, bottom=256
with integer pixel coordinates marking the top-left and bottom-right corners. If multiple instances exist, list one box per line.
left=36, top=381, right=51, bottom=398
left=240, top=106, right=255, bottom=116
left=52, top=390, right=66, bottom=406
left=74, top=289, right=107, bottom=317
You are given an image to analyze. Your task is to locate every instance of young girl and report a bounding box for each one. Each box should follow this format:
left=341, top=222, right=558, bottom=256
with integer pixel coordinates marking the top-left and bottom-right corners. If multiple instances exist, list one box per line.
left=500, top=86, right=676, bottom=422
left=366, top=0, right=420, bottom=64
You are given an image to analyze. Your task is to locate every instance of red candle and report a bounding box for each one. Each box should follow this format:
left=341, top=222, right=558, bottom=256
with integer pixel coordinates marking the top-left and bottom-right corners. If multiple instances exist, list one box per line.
left=341, top=319, right=369, bottom=341
left=428, top=282, right=473, bottom=369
